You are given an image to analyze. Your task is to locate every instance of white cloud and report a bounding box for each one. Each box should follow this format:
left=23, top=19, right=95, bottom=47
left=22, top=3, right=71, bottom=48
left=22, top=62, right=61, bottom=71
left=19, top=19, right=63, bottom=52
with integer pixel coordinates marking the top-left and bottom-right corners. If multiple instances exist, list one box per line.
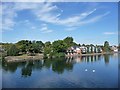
left=1, top=2, right=110, bottom=31
left=103, top=32, right=117, bottom=35
left=77, top=11, right=110, bottom=25
left=32, top=3, right=109, bottom=27
left=1, top=3, right=17, bottom=31
left=40, top=24, right=53, bottom=33
left=65, top=27, right=77, bottom=31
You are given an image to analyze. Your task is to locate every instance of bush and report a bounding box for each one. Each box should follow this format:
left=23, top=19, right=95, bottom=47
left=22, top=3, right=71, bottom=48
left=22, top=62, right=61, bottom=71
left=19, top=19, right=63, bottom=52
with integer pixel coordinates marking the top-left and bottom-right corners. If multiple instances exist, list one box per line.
left=7, top=45, right=19, bottom=56
left=43, top=53, right=48, bottom=59
left=52, top=52, right=65, bottom=58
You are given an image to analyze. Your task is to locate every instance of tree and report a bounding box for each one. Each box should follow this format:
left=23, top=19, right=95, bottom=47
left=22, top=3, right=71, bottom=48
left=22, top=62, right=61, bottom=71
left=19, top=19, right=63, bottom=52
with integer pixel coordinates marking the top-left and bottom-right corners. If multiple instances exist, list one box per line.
left=7, top=45, right=19, bottom=56
left=16, top=40, right=44, bottom=54
left=44, top=41, right=51, bottom=47
left=82, top=44, right=85, bottom=46
left=44, top=41, right=52, bottom=54
left=90, top=44, right=94, bottom=53
left=63, top=37, right=74, bottom=48
left=78, top=44, right=81, bottom=46
left=52, top=40, right=67, bottom=53
left=31, top=41, right=44, bottom=53
left=103, top=41, right=110, bottom=52
left=16, top=40, right=31, bottom=53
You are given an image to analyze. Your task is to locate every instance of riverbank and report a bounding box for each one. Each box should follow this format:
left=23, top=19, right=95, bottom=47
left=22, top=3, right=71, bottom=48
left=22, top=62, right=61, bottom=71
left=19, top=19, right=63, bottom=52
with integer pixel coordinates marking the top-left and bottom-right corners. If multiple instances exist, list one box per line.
left=4, top=52, right=118, bottom=62
left=65, top=52, right=116, bottom=57
left=5, top=54, right=43, bottom=62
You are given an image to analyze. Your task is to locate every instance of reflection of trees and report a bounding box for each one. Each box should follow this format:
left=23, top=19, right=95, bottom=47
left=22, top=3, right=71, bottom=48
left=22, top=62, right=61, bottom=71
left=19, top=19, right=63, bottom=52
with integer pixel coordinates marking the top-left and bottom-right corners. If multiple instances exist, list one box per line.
left=21, top=60, right=43, bottom=77
left=21, top=61, right=33, bottom=77
left=43, top=59, right=52, bottom=69
left=2, top=54, right=110, bottom=76
left=2, top=61, right=19, bottom=73
left=0, top=58, right=2, bottom=69
left=43, top=58, right=73, bottom=74
left=104, top=54, right=110, bottom=64
left=52, top=59, right=73, bottom=73
left=32, top=60, right=43, bottom=70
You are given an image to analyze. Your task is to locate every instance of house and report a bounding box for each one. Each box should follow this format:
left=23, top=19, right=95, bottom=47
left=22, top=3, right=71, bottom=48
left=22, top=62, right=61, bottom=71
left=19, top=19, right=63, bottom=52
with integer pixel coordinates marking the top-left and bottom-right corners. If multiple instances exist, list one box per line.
left=66, top=46, right=81, bottom=55
left=98, top=47, right=103, bottom=53
left=66, top=45, right=103, bottom=56
left=110, top=45, right=118, bottom=52
left=79, top=46, right=87, bottom=54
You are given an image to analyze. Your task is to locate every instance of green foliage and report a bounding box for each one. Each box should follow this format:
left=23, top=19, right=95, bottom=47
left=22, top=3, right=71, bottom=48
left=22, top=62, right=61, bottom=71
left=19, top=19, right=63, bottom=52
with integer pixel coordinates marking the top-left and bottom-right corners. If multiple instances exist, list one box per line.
left=1, top=37, right=112, bottom=58
left=7, top=45, right=19, bottom=56
left=44, top=41, right=52, bottom=54
left=49, top=52, right=65, bottom=58
left=44, top=41, right=51, bottom=47
left=16, top=40, right=31, bottom=53
left=63, top=37, right=75, bottom=48
left=30, top=41, right=44, bottom=53
left=103, top=41, right=110, bottom=52
left=2, top=43, right=13, bottom=51
left=52, top=40, right=67, bottom=53
left=16, top=40, right=44, bottom=54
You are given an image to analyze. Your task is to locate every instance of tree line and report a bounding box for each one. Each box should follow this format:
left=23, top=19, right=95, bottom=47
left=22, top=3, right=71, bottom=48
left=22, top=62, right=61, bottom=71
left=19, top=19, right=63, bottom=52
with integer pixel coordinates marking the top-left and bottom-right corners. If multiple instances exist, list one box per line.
left=1, top=37, right=114, bottom=58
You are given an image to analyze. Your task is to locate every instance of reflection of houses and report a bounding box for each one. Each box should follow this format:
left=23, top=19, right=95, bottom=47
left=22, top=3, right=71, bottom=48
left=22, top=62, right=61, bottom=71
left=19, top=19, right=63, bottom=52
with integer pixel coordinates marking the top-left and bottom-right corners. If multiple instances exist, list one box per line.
left=66, top=46, right=103, bottom=55
left=110, top=45, right=118, bottom=52
left=66, top=55, right=101, bottom=63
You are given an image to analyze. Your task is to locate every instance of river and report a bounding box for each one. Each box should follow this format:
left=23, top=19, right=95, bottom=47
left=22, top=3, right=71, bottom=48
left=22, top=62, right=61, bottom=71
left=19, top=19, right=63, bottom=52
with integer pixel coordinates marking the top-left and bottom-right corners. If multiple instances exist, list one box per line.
left=1, top=53, right=118, bottom=88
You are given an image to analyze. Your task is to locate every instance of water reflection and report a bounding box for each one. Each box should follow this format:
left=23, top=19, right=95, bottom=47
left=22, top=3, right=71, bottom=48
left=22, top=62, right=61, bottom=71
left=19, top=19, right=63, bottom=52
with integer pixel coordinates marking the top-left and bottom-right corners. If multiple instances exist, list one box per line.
left=2, top=54, right=112, bottom=77
left=104, top=54, right=110, bottom=65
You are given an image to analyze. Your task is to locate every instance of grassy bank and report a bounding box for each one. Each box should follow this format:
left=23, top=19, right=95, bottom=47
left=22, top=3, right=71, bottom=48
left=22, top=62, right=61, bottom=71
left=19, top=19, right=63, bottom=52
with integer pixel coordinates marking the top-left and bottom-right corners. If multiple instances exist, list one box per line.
left=5, top=54, right=43, bottom=62
left=3, top=52, right=118, bottom=63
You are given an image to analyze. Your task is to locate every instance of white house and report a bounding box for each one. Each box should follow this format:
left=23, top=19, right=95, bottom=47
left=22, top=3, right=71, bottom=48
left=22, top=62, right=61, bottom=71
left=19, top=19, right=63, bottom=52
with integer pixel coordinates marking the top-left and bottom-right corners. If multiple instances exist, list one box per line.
left=110, top=45, right=118, bottom=52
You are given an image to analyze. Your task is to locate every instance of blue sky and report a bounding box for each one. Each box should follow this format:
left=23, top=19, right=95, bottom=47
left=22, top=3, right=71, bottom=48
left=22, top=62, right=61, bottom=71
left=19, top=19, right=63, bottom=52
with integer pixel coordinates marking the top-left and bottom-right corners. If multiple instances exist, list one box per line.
left=1, top=2, right=118, bottom=45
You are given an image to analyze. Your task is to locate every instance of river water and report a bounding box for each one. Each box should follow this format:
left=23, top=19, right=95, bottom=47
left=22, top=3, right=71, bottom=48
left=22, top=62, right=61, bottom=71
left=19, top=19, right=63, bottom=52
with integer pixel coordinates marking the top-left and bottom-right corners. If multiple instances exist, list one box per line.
left=1, top=53, right=118, bottom=88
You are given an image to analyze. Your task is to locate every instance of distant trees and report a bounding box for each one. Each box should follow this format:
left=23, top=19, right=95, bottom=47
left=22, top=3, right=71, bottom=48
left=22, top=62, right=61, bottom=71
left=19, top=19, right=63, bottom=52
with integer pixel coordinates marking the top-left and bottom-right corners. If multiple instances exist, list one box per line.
left=43, top=37, right=77, bottom=58
left=63, top=37, right=77, bottom=47
left=44, top=41, right=52, bottom=58
left=52, top=40, right=67, bottom=53
left=16, top=40, right=44, bottom=54
left=103, top=41, right=110, bottom=52
left=7, top=45, right=19, bottom=56
left=46, top=40, right=66, bottom=58
left=30, top=41, right=44, bottom=53
left=1, top=37, right=113, bottom=57
left=16, top=40, right=31, bottom=53
left=63, top=37, right=73, bottom=47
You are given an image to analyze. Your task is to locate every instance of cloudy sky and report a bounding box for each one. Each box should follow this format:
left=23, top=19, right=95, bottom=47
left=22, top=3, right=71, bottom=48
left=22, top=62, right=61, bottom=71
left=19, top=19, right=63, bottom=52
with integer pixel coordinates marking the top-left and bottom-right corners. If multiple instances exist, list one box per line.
left=1, top=2, right=118, bottom=45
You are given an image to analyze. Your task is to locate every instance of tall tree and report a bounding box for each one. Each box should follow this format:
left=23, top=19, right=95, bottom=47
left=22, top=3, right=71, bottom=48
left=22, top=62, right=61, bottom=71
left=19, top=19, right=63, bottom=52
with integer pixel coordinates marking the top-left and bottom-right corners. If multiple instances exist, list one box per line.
left=7, top=45, right=19, bottom=56
left=103, top=41, right=110, bottom=52
left=52, top=40, right=67, bottom=53
left=44, top=41, right=52, bottom=57
left=63, top=37, right=74, bottom=47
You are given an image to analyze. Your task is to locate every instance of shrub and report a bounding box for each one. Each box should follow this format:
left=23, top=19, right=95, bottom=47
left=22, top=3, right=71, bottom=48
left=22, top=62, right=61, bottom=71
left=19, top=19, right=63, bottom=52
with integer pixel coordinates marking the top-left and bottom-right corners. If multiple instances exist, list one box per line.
left=7, top=45, right=19, bottom=56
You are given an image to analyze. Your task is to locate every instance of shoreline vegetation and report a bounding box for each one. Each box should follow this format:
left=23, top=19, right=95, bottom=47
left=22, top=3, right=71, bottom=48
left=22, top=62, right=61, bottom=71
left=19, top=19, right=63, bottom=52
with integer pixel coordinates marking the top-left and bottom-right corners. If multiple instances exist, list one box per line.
left=0, top=37, right=119, bottom=62
left=3, top=52, right=118, bottom=63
